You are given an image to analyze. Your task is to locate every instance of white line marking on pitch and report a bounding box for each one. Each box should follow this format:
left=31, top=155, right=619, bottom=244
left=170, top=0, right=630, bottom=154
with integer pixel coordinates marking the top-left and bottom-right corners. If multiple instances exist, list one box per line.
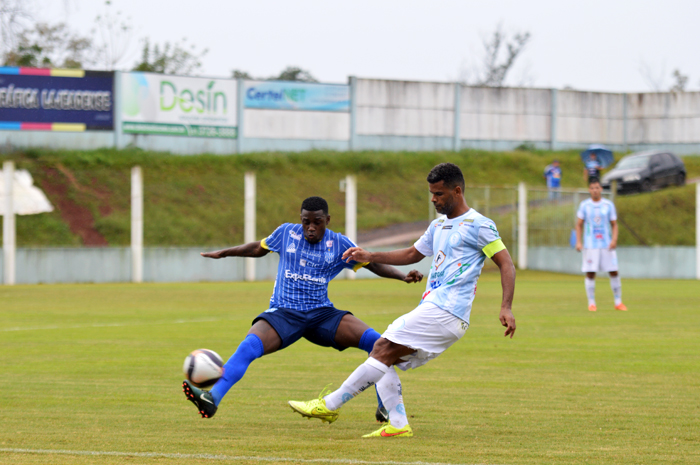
left=0, top=448, right=497, bottom=465
left=0, top=317, right=236, bottom=332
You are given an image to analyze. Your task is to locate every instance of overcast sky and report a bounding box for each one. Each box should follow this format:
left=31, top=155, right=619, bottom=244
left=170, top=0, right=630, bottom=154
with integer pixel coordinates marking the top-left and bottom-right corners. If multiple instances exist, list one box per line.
left=36, top=0, right=700, bottom=92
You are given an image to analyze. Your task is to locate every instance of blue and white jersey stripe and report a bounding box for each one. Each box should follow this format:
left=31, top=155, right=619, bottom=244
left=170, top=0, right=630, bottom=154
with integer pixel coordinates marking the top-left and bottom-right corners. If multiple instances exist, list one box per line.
left=413, top=209, right=503, bottom=324
left=261, top=223, right=364, bottom=311
left=576, top=198, right=617, bottom=249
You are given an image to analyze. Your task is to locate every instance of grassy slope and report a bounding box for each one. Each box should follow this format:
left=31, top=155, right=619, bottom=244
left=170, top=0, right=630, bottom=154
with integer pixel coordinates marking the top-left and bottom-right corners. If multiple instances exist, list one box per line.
left=0, top=272, right=698, bottom=464
left=4, top=148, right=699, bottom=247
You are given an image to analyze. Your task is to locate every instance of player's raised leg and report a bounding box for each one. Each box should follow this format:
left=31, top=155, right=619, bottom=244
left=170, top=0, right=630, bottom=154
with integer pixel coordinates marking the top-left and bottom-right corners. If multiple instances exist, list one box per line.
left=332, top=314, right=388, bottom=422
left=183, top=319, right=278, bottom=418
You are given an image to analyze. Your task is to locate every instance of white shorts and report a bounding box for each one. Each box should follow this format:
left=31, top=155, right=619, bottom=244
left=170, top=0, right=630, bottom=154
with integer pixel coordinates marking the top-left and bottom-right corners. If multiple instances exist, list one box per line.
left=582, top=248, right=618, bottom=273
left=382, top=302, right=468, bottom=370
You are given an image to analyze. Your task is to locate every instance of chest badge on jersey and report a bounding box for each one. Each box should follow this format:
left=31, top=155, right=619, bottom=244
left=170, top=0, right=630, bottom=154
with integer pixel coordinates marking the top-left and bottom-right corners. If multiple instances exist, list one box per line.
left=326, top=240, right=334, bottom=247
left=290, top=231, right=302, bottom=241
left=324, top=251, right=334, bottom=263
left=449, top=232, right=461, bottom=246
left=434, top=250, right=446, bottom=270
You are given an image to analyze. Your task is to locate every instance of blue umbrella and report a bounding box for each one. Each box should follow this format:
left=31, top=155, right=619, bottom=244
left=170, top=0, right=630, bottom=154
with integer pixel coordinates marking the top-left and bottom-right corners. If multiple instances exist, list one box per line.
left=580, top=144, right=614, bottom=168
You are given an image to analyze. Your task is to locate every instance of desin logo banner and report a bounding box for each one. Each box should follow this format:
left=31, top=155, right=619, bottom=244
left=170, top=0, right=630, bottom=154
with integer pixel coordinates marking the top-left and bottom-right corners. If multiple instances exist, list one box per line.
left=121, top=72, right=237, bottom=139
left=244, top=80, right=349, bottom=112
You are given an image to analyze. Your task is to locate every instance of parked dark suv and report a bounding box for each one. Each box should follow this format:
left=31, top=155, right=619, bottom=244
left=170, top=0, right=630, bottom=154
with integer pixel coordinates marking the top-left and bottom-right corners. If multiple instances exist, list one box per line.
left=601, top=151, right=686, bottom=194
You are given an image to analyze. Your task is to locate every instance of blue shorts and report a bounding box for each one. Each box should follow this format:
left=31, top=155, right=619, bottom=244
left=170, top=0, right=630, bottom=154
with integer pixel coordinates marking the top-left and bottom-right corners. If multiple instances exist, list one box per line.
left=252, top=307, right=352, bottom=351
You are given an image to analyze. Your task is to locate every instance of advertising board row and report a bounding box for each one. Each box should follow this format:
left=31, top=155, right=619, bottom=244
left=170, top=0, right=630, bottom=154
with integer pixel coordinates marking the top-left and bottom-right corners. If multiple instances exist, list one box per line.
left=0, top=68, right=350, bottom=139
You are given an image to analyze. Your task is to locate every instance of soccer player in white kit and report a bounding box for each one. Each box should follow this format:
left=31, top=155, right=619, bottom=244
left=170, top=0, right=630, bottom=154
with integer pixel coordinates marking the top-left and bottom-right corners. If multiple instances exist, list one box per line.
left=288, top=163, right=516, bottom=438
left=575, top=179, right=627, bottom=312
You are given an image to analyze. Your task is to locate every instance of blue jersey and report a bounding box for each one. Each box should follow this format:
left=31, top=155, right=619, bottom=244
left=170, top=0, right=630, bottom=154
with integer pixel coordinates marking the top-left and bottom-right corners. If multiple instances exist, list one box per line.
left=414, top=209, right=506, bottom=324
left=260, top=224, right=365, bottom=311
left=577, top=198, right=617, bottom=249
left=544, top=164, right=562, bottom=188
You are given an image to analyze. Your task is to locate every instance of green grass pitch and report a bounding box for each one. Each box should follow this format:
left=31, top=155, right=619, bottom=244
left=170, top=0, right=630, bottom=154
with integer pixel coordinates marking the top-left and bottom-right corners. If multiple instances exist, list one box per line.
left=1, top=271, right=698, bottom=464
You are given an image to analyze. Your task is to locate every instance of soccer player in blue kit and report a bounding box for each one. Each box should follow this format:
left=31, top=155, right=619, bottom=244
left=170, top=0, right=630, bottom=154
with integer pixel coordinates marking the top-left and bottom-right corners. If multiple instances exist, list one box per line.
left=182, top=196, right=424, bottom=420
left=288, top=163, right=516, bottom=438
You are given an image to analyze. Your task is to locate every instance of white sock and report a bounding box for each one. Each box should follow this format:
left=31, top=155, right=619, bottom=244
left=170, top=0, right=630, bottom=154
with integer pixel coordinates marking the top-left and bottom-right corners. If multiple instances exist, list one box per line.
left=376, top=366, right=408, bottom=429
left=324, top=358, right=388, bottom=411
left=610, top=276, right=622, bottom=305
left=585, top=278, right=596, bottom=306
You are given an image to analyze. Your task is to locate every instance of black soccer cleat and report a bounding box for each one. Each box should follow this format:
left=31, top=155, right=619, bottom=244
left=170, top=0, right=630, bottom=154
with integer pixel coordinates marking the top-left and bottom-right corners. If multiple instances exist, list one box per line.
left=375, top=405, right=389, bottom=423
left=182, top=380, right=218, bottom=419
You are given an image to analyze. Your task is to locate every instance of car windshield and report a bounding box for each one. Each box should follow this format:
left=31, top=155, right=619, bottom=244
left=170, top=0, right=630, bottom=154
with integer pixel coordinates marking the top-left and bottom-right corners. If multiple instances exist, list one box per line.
left=615, top=155, right=651, bottom=170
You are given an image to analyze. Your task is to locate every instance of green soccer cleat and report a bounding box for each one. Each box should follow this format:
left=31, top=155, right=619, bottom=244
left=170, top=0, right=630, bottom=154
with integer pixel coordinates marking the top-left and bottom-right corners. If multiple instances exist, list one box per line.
left=288, top=386, right=340, bottom=424
left=362, top=421, right=414, bottom=438
left=182, top=380, right=217, bottom=419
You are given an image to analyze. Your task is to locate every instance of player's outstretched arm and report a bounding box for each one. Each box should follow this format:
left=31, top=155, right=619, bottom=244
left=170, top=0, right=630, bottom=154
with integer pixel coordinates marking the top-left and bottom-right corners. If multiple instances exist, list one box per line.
left=201, top=241, right=270, bottom=259
left=365, top=263, right=424, bottom=283
left=342, top=246, right=425, bottom=266
left=491, top=249, right=516, bottom=339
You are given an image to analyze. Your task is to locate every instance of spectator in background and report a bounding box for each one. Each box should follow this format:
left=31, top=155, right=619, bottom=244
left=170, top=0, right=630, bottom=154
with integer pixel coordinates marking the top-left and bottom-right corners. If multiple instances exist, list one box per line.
left=584, top=152, right=602, bottom=183
left=543, top=159, right=562, bottom=200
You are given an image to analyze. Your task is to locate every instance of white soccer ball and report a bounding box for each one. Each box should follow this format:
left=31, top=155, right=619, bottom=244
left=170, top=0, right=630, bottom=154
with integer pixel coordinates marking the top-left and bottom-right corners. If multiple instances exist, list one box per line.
left=183, top=349, right=224, bottom=388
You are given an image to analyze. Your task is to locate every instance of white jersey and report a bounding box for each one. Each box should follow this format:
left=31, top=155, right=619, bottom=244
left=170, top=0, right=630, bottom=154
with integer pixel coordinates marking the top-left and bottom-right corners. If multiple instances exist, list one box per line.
left=577, top=198, right=617, bottom=249
left=413, top=209, right=505, bottom=324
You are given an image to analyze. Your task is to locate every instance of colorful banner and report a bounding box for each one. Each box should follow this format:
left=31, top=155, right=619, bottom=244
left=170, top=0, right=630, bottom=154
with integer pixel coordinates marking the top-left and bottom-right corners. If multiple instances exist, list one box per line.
left=121, top=72, right=237, bottom=139
left=244, top=80, right=349, bottom=112
left=0, top=67, right=114, bottom=131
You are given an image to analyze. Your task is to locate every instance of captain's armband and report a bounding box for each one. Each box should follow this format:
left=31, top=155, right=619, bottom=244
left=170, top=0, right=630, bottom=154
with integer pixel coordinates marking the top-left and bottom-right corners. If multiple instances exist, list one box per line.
left=482, top=239, right=506, bottom=258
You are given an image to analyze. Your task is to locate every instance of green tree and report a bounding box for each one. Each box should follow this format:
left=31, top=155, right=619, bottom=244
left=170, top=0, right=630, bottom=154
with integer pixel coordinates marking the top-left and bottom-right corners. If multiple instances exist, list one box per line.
left=270, top=66, right=317, bottom=82
left=2, top=22, right=96, bottom=68
left=132, top=38, right=207, bottom=75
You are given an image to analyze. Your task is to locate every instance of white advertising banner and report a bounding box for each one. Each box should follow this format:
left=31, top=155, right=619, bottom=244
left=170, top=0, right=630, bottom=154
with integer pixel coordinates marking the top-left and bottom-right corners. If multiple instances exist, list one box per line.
left=121, top=72, right=237, bottom=138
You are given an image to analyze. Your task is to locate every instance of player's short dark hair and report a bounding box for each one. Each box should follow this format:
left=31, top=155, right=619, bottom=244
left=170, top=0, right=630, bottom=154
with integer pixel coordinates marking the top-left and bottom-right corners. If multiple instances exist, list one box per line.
left=588, top=178, right=601, bottom=187
left=427, top=163, right=465, bottom=190
left=301, top=196, right=329, bottom=215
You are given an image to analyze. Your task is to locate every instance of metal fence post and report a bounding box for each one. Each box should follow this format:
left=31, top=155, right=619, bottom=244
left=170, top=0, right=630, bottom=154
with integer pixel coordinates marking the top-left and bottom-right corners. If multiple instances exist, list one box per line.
left=345, top=174, right=357, bottom=280
left=696, top=182, right=700, bottom=280
left=131, top=166, right=143, bottom=283
left=453, top=83, right=461, bottom=151
left=244, top=172, right=256, bottom=282
left=550, top=89, right=558, bottom=151
left=3, top=161, right=15, bottom=285
left=114, top=70, right=124, bottom=149
left=237, top=78, right=245, bottom=154
left=517, top=182, right=528, bottom=270
left=349, top=76, right=358, bottom=151
left=622, top=93, right=628, bottom=152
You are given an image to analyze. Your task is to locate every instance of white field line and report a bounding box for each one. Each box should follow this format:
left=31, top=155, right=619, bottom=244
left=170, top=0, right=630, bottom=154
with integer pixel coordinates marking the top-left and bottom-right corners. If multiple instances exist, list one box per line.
left=0, top=317, right=237, bottom=332
left=0, top=448, right=499, bottom=465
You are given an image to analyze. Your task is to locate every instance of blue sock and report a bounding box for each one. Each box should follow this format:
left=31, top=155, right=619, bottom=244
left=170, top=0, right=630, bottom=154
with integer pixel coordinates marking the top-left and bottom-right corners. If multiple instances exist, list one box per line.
left=210, top=334, right=264, bottom=406
left=358, top=328, right=385, bottom=409
left=359, top=328, right=381, bottom=353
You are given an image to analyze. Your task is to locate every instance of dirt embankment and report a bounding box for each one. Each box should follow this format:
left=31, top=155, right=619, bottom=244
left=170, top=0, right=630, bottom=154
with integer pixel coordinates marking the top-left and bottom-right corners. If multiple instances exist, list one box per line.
left=37, top=164, right=109, bottom=246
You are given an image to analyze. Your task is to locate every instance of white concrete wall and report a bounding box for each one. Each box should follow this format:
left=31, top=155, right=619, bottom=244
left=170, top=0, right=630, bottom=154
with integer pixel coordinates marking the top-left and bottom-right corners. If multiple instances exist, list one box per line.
left=627, top=92, right=700, bottom=144
left=557, top=91, right=625, bottom=144
left=460, top=87, right=551, bottom=141
left=356, top=79, right=455, bottom=136
left=244, top=109, right=349, bottom=140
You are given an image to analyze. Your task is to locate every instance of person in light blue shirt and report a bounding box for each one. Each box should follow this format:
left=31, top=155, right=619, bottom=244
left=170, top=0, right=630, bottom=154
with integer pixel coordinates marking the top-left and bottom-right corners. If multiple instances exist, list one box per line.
left=182, top=196, right=423, bottom=420
left=543, top=159, right=562, bottom=200
left=584, top=152, right=602, bottom=182
left=288, top=163, right=516, bottom=438
left=575, top=179, right=627, bottom=312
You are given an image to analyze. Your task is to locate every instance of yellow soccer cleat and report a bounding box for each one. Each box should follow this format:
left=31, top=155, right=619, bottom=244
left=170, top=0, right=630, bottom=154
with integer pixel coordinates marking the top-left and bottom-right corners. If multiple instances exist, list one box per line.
left=288, top=386, right=340, bottom=424
left=362, top=421, right=414, bottom=438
